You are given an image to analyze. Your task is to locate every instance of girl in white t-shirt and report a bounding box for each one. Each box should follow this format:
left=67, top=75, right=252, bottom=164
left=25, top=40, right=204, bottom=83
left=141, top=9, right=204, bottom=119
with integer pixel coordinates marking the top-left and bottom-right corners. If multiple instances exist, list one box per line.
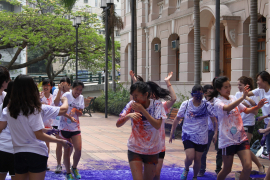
left=211, top=76, right=266, bottom=180
left=116, top=81, right=167, bottom=180
left=53, top=77, right=71, bottom=173
left=235, top=76, right=264, bottom=173
left=0, top=75, right=72, bottom=180
left=59, top=80, right=84, bottom=180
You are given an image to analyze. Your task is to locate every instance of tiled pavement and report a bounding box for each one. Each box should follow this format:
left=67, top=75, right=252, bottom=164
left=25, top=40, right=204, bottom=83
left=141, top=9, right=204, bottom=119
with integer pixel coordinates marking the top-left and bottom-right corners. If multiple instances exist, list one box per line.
left=6, top=112, right=270, bottom=179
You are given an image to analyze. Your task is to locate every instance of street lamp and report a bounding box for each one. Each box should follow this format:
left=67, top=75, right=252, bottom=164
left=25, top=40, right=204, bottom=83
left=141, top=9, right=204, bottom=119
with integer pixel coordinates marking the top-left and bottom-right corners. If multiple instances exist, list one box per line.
left=72, top=16, right=81, bottom=80
left=101, top=0, right=113, bottom=118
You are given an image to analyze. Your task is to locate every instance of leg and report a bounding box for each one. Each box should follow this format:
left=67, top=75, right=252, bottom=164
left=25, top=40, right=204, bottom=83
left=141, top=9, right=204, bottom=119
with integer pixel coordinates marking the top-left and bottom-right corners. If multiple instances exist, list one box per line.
left=71, top=135, right=82, bottom=169
left=200, top=131, right=214, bottom=174
left=246, top=132, right=263, bottom=171
left=184, top=148, right=195, bottom=170
left=55, top=135, right=63, bottom=166
left=0, top=173, right=7, bottom=180
left=15, top=173, right=29, bottom=180
left=129, top=161, right=143, bottom=180
left=153, top=158, right=163, bottom=180
left=193, top=151, right=204, bottom=178
left=28, top=171, right=46, bottom=180
left=46, top=142, right=50, bottom=169
left=143, top=163, right=156, bottom=180
left=264, top=166, right=270, bottom=180
left=63, top=140, right=72, bottom=174
left=237, top=149, right=252, bottom=180
left=215, top=136, right=222, bottom=173
left=216, top=155, right=234, bottom=180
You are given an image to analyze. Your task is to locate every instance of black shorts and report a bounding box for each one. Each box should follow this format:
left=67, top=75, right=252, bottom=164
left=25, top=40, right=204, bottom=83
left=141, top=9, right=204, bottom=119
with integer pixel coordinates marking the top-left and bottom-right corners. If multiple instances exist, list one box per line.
left=52, top=126, right=58, bottom=129
left=159, top=151, right=165, bottom=159
left=14, top=152, right=48, bottom=174
left=60, top=130, right=81, bottom=140
left=244, top=126, right=255, bottom=134
left=222, top=140, right=250, bottom=156
left=0, top=150, right=15, bottom=176
left=183, top=140, right=207, bottom=153
left=128, top=150, right=158, bottom=164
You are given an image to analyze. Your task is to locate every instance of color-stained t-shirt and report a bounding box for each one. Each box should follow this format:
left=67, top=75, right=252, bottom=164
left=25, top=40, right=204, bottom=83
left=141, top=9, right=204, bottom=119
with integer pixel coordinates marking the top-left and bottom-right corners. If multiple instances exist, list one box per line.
left=159, top=101, right=168, bottom=152
left=214, top=95, right=248, bottom=149
left=59, top=92, right=84, bottom=132
left=119, top=99, right=167, bottom=155
left=252, top=88, right=270, bottom=125
left=52, top=89, right=66, bottom=127
left=177, top=98, right=216, bottom=145
left=40, top=94, right=54, bottom=128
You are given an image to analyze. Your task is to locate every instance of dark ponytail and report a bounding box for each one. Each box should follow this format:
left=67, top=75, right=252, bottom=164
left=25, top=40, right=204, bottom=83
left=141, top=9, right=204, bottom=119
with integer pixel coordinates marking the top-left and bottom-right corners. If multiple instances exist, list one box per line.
left=257, top=71, right=270, bottom=85
left=146, top=81, right=171, bottom=101
left=3, top=81, right=13, bottom=110
left=238, top=76, right=254, bottom=90
left=130, top=81, right=151, bottom=98
left=209, top=76, right=229, bottom=100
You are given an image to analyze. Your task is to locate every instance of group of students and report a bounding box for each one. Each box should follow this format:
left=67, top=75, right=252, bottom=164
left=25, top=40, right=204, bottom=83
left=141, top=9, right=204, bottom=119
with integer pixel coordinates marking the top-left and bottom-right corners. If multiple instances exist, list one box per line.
left=0, top=66, right=85, bottom=180
left=118, top=70, right=270, bottom=180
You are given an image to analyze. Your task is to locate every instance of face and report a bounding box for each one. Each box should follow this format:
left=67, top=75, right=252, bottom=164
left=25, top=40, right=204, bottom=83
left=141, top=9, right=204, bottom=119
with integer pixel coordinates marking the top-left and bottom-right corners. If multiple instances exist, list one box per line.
left=257, top=76, right=267, bottom=89
left=191, top=90, right=204, bottom=101
left=63, top=82, right=70, bottom=92
left=204, top=89, right=213, bottom=100
left=2, top=80, right=9, bottom=90
left=217, top=81, right=231, bottom=98
left=42, top=83, right=52, bottom=93
left=237, top=81, right=245, bottom=92
left=72, top=85, right=83, bottom=98
left=132, top=89, right=148, bottom=104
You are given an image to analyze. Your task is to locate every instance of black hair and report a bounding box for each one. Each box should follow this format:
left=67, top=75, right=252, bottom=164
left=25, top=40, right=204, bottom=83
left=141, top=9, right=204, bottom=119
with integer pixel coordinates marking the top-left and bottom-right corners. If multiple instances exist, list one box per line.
left=203, top=84, right=214, bottom=93
left=60, top=77, right=71, bottom=85
left=238, top=76, right=254, bottom=90
left=136, top=75, right=144, bottom=82
left=130, top=81, right=151, bottom=99
left=0, top=66, right=10, bottom=89
left=256, top=71, right=270, bottom=85
left=9, top=75, right=42, bottom=119
left=210, top=76, right=229, bottom=99
left=42, top=79, right=53, bottom=94
left=52, top=82, right=55, bottom=86
left=72, top=80, right=84, bottom=88
left=3, top=81, right=13, bottom=110
left=192, top=84, right=203, bottom=93
left=146, top=81, right=171, bottom=100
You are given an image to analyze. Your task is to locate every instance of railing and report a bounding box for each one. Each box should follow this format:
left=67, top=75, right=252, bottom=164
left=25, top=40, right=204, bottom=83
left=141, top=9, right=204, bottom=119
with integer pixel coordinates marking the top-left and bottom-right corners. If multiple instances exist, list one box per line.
left=12, top=73, right=120, bottom=85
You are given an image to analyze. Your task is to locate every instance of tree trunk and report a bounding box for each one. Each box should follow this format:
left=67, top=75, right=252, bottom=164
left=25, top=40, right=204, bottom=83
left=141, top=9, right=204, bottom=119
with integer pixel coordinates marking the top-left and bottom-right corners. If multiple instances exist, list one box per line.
left=111, top=21, right=116, bottom=92
left=250, top=0, right=258, bottom=88
left=134, top=0, right=137, bottom=76
left=194, top=0, right=201, bottom=85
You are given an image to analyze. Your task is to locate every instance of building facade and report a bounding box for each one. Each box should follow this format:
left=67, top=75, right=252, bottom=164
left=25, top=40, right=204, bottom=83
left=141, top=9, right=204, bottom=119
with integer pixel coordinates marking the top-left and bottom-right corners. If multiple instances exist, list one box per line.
left=120, top=0, right=268, bottom=95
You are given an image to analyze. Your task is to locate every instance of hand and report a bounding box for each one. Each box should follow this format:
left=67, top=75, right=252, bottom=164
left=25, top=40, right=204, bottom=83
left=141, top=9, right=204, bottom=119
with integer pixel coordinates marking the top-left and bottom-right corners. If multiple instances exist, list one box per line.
left=61, top=140, right=73, bottom=149
left=128, top=112, right=142, bottom=121
left=164, top=72, right=173, bottom=83
left=131, top=102, right=145, bottom=113
left=129, top=70, right=137, bottom=82
left=257, top=98, right=268, bottom=109
left=40, top=91, right=44, bottom=99
left=169, top=133, right=175, bottom=143
left=70, top=117, right=78, bottom=123
left=212, top=133, right=217, bottom=144
left=256, top=116, right=265, bottom=122
left=261, top=136, right=266, bottom=146
left=46, top=129, right=60, bottom=135
left=242, top=85, right=250, bottom=99
left=258, top=129, right=266, bottom=135
left=58, top=82, right=64, bottom=91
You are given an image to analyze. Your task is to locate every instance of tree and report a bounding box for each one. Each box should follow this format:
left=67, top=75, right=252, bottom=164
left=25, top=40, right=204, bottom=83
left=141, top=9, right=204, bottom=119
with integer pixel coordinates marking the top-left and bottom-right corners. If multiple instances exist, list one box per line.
left=102, top=4, right=123, bottom=92
left=194, top=0, right=201, bottom=85
left=250, top=0, right=258, bottom=87
left=0, top=0, right=117, bottom=80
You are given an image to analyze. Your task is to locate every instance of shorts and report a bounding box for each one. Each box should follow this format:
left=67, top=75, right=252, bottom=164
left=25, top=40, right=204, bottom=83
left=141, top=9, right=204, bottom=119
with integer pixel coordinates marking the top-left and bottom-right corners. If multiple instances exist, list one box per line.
left=221, top=140, right=250, bottom=156
left=52, top=126, right=58, bottom=129
left=14, top=152, right=48, bottom=174
left=128, top=150, right=158, bottom=164
left=158, top=151, right=165, bottom=159
left=0, top=150, right=15, bottom=176
left=244, top=125, right=255, bottom=134
left=60, top=130, right=81, bottom=140
left=183, top=140, right=207, bottom=153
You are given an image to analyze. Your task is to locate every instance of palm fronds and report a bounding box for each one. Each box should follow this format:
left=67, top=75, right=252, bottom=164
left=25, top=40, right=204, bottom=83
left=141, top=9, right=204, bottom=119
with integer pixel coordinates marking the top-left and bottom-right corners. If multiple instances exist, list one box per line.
left=60, top=0, right=77, bottom=11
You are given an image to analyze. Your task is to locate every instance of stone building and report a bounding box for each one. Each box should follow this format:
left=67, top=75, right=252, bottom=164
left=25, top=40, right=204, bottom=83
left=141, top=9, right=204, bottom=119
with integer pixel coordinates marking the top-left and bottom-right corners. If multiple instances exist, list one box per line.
left=120, top=0, right=268, bottom=94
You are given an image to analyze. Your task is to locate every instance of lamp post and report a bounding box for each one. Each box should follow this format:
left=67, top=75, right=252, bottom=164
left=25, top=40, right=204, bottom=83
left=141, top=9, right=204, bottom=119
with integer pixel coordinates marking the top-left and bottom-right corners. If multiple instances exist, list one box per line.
left=101, top=0, right=114, bottom=118
left=72, top=16, right=81, bottom=80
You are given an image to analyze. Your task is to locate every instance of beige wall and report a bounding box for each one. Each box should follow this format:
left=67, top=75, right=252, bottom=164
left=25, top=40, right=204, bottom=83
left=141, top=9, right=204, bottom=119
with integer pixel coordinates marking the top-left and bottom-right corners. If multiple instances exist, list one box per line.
left=120, top=0, right=269, bottom=96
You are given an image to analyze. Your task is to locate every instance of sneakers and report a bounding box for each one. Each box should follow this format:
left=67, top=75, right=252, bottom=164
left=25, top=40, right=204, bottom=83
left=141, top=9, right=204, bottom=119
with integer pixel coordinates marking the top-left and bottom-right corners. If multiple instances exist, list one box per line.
left=66, top=173, right=75, bottom=180
left=55, top=165, right=62, bottom=174
left=197, top=170, right=205, bottom=177
left=180, top=168, right=189, bottom=180
left=71, top=166, right=81, bottom=179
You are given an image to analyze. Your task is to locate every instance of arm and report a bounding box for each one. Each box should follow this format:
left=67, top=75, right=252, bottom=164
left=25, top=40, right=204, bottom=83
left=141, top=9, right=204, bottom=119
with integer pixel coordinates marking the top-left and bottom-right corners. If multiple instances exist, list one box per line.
left=244, top=98, right=267, bottom=114
left=129, top=70, right=137, bottom=83
left=54, top=83, right=64, bottom=106
left=169, top=116, right=181, bottom=143
left=116, top=112, right=142, bottom=127
left=58, top=97, right=68, bottom=116
left=0, top=121, right=7, bottom=133
left=247, top=91, right=255, bottom=97
left=223, top=96, right=244, bottom=112
left=164, top=72, right=177, bottom=109
left=141, top=108, right=162, bottom=130
left=245, top=97, right=259, bottom=115
left=210, top=116, right=218, bottom=143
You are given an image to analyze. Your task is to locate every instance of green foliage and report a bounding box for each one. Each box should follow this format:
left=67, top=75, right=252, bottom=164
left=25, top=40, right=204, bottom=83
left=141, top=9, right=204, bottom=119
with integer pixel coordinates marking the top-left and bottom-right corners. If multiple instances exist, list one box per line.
left=172, top=92, right=190, bottom=108
left=93, top=82, right=130, bottom=116
left=251, top=109, right=264, bottom=145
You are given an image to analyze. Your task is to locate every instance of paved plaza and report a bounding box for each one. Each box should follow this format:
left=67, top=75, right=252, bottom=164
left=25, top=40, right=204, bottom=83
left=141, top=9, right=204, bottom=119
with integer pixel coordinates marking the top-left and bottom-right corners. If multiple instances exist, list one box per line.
left=6, top=112, right=270, bottom=179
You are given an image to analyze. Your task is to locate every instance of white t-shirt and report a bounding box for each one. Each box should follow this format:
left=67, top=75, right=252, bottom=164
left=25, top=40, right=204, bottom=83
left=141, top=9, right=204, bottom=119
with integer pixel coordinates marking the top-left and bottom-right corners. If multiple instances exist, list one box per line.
left=214, top=95, right=248, bottom=149
left=252, top=88, right=270, bottom=125
left=59, top=92, right=84, bottom=132
left=0, top=105, right=60, bottom=155
left=0, top=108, right=48, bottom=157
left=119, top=99, right=167, bottom=155
left=40, top=94, right=54, bottom=128
left=0, top=91, right=6, bottom=104
left=159, top=102, right=168, bottom=152
left=235, top=92, right=258, bottom=126
left=177, top=98, right=216, bottom=145
left=52, top=89, right=64, bottom=127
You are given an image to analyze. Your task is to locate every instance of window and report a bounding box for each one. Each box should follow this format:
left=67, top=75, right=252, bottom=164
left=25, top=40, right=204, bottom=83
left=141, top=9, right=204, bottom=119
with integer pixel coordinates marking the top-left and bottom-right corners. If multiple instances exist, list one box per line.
left=95, top=0, right=98, bottom=7
left=116, top=30, right=120, bottom=37
left=258, top=39, right=266, bottom=72
left=158, top=2, right=163, bottom=18
left=84, top=0, right=88, bottom=3
left=203, top=61, right=210, bottom=72
left=177, top=0, right=181, bottom=8
left=126, top=0, right=130, bottom=13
